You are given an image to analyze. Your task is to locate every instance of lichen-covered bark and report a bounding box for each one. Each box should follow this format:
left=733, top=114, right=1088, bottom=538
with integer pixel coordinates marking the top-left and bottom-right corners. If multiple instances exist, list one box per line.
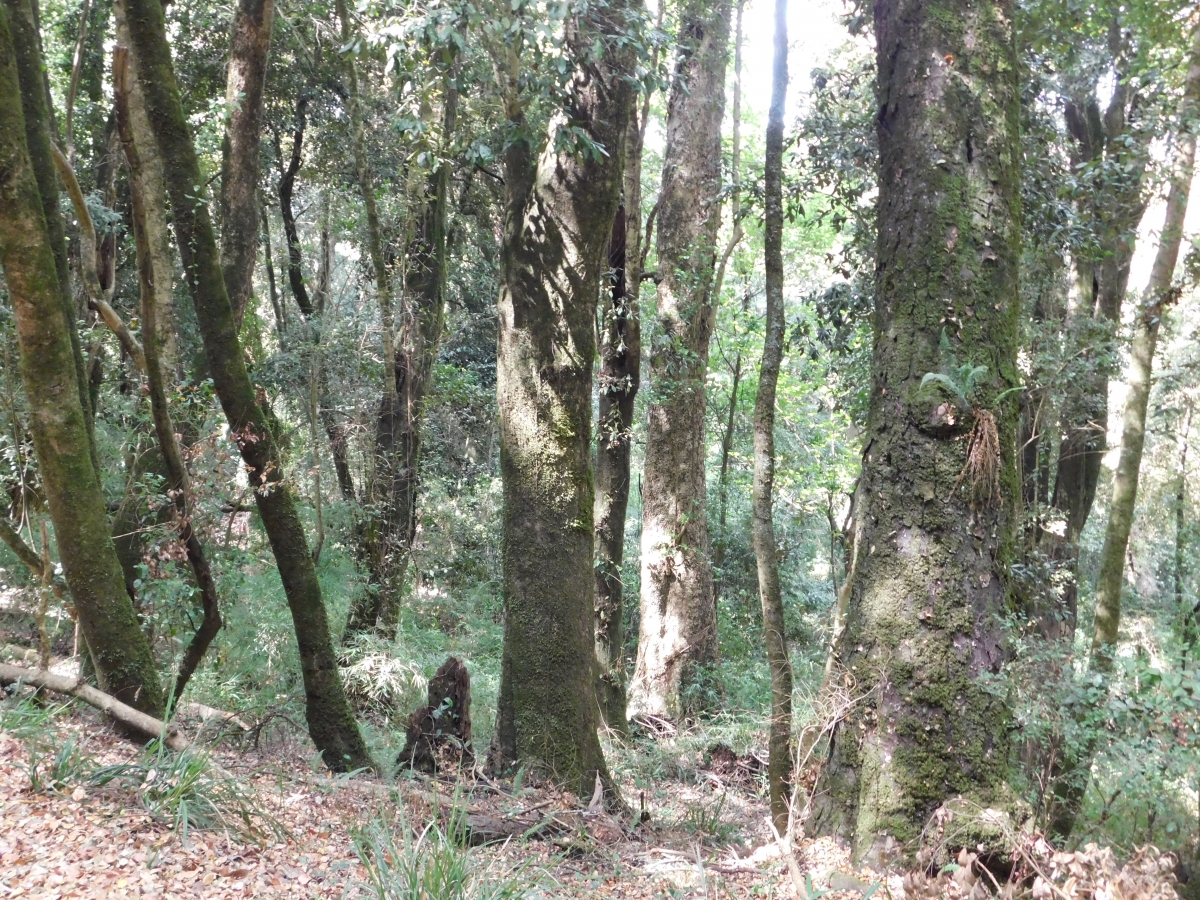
left=219, top=0, right=274, bottom=329
left=754, top=0, right=791, bottom=835
left=808, top=0, right=1021, bottom=861
left=629, top=0, right=730, bottom=720
left=490, top=3, right=635, bottom=798
left=0, top=4, right=165, bottom=717
left=118, top=0, right=372, bottom=771
left=2, top=0, right=95, bottom=453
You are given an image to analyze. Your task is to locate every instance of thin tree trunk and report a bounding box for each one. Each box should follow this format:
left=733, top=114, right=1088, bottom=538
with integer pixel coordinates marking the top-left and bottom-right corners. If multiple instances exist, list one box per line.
left=0, top=5, right=166, bottom=717
left=114, top=48, right=223, bottom=709
left=260, top=202, right=285, bottom=335
left=1178, top=402, right=1195, bottom=659
left=219, top=0, right=274, bottom=329
left=593, top=54, right=655, bottom=727
left=755, top=0, right=792, bottom=834
left=488, top=2, right=635, bottom=800
left=630, top=0, right=732, bottom=721
left=118, top=0, right=373, bottom=771
left=809, top=0, right=1021, bottom=861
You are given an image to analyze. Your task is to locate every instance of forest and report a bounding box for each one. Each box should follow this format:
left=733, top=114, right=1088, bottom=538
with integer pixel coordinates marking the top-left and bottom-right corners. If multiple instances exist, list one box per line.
left=0, top=0, right=1198, bottom=894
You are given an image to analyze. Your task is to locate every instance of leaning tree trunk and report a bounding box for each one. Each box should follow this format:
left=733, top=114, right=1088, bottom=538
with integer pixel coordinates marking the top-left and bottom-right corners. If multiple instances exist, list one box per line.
left=1048, top=30, right=1200, bottom=841
left=754, top=0, right=792, bottom=835
left=808, top=0, right=1021, bottom=863
left=118, top=0, right=373, bottom=771
left=218, top=0, right=274, bottom=329
left=0, top=5, right=166, bottom=718
left=629, top=0, right=731, bottom=721
left=488, top=3, right=635, bottom=800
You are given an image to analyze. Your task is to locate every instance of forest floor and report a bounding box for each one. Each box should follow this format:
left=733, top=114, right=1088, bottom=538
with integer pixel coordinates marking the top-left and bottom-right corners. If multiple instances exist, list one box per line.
left=0, top=701, right=879, bottom=900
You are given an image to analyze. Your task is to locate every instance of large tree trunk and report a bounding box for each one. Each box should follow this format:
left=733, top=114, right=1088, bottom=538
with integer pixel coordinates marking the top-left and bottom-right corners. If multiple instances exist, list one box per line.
left=488, top=3, right=635, bottom=799
left=754, top=0, right=792, bottom=835
left=2, top=0, right=95, bottom=457
left=219, top=0, right=274, bottom=329
left=1048, top=30, right=1200, bottom=840
left=808, top=0, right=1021, bottom=862
left=118, top=0, right=373, bottom=771
left=629, top=0, right=731, bottom=720
left=0, top=4, right=166, bottom=718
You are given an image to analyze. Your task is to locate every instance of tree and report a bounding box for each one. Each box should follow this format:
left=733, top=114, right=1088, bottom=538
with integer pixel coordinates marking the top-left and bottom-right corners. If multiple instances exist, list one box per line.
left=489, top=0, right=636, bottom=796
left=0, top=0, right=165, bottom=717
left=629, top=0, right=731, bottom=720
left=219, top=0, right=275, bottom=329
left=754, top=0, right=792, bottom=835
left=118, top=0, right=372, bottom=771
left=809, top=0, right=1022, bottom=860
left=1048, top=21, right=1200, bottom=840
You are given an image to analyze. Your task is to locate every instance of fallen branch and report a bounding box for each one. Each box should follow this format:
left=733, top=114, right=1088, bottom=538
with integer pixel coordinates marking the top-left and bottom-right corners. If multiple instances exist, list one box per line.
left=0, top=662, right=186, bottom=751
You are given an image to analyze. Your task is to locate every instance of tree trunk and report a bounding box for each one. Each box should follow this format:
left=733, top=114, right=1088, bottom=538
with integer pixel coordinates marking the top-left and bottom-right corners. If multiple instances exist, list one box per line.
left=593, top=99, right=649, bottom=728
left=808, top=0, right=1021, bottom=862
left=1178, top=402, right=1195, bottom=660
left=2, top=0, right=95, bottom=456
left=350, top=79, right=458, bottom=634
left=629, top=0, right=731, bottom=720
left=272, top=106, right=356, bottom=503
left=755, top=0, right=792, bottom=835
left=1047, top=30, right=1200, bottom=842
left=0, top=5, right=166, bottom=717
left=1038, top=46, right=1150, bottom=642
left=114, top=47, right=222, bottom=708
left=219, top=0, right=274, bottom=329
left=118, top=0, right=373, bottom=772
left=488, top=3, right=635, bottom=799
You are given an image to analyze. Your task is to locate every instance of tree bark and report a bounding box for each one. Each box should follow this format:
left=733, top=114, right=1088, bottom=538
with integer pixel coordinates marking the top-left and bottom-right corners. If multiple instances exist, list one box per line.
left=114, top=47, right=223, bottom=709
left=219, top=0, right=274, bottom=329
left=118, top=0, right=373, bottom=772
left=2, top=0, right=95, bottom=455
left=629, top=0, right=731, bottom=720
left=489, top=2, right=635, bottom=799
left=755, top=0, right=792, bottom=835
left=0, top=4, right=166, bottom=718
left=349, top=77, right=458, bottom=634
left=808, top=0, right=1021, bottom=862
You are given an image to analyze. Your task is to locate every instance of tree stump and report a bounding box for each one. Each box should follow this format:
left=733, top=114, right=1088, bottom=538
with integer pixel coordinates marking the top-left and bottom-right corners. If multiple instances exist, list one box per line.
left=397, top=656, right=472, bottom=773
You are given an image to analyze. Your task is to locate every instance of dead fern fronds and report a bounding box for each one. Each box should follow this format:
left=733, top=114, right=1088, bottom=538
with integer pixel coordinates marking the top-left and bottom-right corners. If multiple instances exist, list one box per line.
left=952, top=408, right=1001, bottom=506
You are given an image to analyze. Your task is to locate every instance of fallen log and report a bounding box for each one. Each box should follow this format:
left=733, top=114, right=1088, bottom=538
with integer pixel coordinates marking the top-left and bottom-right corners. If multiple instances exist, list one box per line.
left=0, top=662, right=187, bottom=751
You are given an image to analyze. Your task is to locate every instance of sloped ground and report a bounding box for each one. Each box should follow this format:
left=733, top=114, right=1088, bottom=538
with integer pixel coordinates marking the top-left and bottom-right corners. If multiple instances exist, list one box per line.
left=0, top=702, right=1186, bottom=899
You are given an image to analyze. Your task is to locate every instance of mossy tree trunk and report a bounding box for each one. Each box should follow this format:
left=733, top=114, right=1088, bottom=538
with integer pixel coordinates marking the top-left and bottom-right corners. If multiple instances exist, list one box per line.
left=1048, top=28, right=1200, bottom=840
left=489, top=2, right=635, bottom=798
left=754, top=0, right=792, bottom=835
left=118, top=0, right=373, bottom=771
left=2, top=0, right=95, bottom=457
left=808, top=0, right=1021, bottom=862
left=219, top=0, right=274, bottom=330
left=629, top=0, right=730, bottom=720
left=0, top=3, right=165, bottom=717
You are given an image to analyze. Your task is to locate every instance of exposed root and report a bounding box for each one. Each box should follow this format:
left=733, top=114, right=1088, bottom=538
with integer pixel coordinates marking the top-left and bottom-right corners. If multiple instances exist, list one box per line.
left=953, top=408, right=1001, bottom=506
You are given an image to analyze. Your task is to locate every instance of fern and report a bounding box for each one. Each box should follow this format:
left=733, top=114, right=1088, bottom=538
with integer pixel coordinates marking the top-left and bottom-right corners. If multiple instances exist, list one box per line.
left=921, top=330, right=989, bottom=409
